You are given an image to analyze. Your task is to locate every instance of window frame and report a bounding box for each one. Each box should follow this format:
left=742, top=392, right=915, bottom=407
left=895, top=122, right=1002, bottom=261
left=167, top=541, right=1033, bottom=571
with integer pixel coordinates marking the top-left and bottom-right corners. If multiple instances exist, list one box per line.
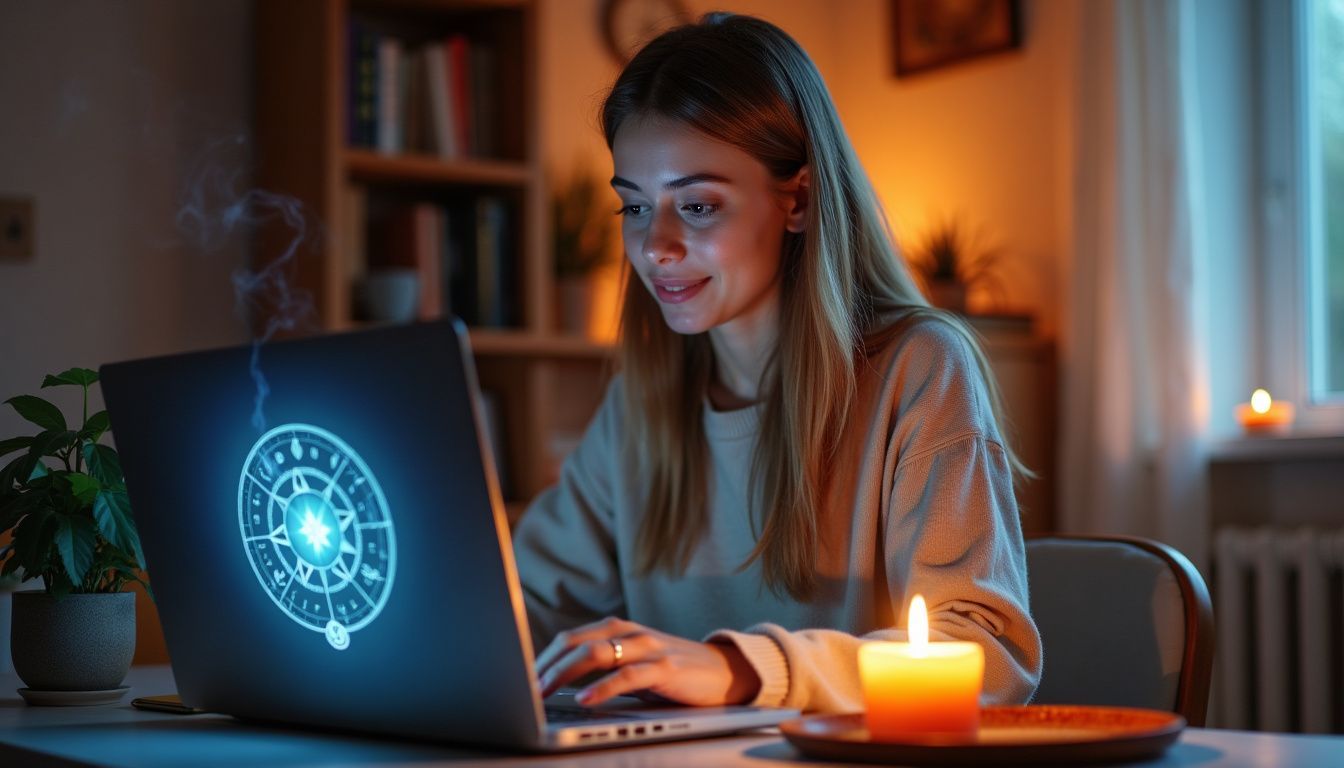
left=1258, top=0, right=1344, bottom=432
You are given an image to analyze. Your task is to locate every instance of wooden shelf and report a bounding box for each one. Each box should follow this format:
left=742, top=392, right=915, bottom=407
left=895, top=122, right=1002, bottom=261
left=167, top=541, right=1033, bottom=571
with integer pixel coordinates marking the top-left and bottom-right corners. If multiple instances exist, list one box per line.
left=345, top=149, right=531, bottom=187
left=257, top=0, right=614, bottom=509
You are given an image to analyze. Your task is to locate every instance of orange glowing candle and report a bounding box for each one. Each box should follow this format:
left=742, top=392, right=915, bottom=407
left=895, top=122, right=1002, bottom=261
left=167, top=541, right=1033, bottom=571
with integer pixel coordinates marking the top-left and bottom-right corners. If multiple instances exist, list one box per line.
left=1235, top=388, right=1294, bottom=435
left=859, top=595, right=984, bottom=742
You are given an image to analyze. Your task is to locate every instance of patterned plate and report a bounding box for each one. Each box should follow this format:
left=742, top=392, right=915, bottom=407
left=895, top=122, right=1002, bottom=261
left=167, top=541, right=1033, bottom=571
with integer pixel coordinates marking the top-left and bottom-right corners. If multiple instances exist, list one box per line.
left=780, top=705, right=1185, bottom=766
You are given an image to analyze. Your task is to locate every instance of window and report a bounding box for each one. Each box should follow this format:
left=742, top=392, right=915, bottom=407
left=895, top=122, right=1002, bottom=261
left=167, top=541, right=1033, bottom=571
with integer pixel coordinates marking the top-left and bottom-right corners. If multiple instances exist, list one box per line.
left=1306, top=0, right=1344, bottom=402
left=1260, top=0, right=1344, bottom=431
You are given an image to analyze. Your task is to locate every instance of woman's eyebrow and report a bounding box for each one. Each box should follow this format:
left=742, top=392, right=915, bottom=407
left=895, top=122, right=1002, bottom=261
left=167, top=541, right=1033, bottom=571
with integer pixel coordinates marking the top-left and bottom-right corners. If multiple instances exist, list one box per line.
left=610, top=173, right=733, bottom=192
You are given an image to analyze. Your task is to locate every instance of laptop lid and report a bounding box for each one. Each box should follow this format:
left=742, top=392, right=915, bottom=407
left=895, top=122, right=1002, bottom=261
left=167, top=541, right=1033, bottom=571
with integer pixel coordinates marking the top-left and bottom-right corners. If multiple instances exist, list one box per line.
left=101, top=320, right=548, bottom=747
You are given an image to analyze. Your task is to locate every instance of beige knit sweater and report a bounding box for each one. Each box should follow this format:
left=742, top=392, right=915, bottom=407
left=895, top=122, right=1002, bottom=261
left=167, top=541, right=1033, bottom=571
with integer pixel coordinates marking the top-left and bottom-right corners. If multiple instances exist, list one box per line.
left=513, top=317, right=1042, bottom=712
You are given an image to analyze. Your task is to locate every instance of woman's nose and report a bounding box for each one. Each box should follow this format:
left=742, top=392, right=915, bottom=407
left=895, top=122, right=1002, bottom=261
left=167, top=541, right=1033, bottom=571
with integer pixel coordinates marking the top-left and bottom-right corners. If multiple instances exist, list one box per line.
left=642, top=207, right=685, bottom=265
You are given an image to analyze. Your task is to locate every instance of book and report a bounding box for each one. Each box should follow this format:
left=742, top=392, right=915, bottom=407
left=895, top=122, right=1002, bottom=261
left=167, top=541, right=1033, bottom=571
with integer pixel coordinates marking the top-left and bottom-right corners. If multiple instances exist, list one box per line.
left=476, top=389, right=509, bottom=497
left=414, top=204, right=442, bottom=320
left=447, top=34, right=472, bottom=157
left=469, top=43, right=495, bottom=158
left=376, top=36, right=403, bottom=154
left=339, top=183, right=368, bottom=312
left=349, top=24, right=379, bottom=148
left=423, top=43, right=459, bottom=158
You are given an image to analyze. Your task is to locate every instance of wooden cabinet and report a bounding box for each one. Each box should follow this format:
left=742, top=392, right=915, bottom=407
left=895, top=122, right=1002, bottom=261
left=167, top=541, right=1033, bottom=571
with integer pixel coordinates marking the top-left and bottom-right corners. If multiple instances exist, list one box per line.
left=254, top=0, right=609, bottom=514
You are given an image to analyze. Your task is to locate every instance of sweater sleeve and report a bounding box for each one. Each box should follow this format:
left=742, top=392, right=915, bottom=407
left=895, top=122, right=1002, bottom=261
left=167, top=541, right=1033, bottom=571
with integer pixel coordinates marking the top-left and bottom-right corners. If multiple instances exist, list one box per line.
left=512, top=379, right=626, bottom=651
left=709, top=321, right=1042, bottom=713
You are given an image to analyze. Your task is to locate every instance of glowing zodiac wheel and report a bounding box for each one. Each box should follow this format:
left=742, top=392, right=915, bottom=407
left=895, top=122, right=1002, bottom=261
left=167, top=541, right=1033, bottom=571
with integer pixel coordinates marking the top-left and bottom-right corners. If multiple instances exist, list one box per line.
left=238, top=424, right=396, bottom=650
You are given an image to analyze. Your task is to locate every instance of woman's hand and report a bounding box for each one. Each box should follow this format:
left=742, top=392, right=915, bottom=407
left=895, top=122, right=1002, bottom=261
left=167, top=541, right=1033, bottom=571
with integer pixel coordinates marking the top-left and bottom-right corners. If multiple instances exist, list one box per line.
left=534, top=617, right=761, bottom=707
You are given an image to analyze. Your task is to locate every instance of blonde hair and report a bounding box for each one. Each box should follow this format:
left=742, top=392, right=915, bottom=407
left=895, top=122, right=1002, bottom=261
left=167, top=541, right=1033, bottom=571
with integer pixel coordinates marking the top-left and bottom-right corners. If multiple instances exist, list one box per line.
left=603, top=13, right=1027, bottom=600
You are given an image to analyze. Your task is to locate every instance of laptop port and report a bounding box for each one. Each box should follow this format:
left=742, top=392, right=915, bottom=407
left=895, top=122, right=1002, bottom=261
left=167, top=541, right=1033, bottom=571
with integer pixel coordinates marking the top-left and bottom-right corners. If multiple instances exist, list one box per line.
left=617, top=727, right=628, bottom=737
left=653, top=725, right=664, bottom=732
left=635, top=726, right=646, bottom=735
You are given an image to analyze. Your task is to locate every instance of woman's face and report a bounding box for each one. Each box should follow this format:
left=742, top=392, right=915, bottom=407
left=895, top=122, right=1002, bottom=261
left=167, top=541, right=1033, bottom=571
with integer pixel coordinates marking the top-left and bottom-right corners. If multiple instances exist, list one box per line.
left=611, top=117, right=804, bottom=340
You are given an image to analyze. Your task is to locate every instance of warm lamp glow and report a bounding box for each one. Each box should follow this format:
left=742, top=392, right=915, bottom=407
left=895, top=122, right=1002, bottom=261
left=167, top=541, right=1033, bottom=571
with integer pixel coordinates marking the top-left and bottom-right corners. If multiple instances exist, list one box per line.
left=908, top=594, right=928, bottom=650
left=1251, top=388, right=1272, bottom=414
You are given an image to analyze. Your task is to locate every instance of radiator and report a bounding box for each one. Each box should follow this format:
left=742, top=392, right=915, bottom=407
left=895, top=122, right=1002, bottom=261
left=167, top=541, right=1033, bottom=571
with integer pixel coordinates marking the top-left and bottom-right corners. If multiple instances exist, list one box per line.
left=1212, top=527, right=1344, bottom=733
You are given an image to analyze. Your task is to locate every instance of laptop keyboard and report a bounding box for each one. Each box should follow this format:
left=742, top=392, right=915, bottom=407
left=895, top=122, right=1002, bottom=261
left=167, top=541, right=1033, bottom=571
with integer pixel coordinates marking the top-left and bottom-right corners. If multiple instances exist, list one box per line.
left=545, top=706, right=639, bottom=723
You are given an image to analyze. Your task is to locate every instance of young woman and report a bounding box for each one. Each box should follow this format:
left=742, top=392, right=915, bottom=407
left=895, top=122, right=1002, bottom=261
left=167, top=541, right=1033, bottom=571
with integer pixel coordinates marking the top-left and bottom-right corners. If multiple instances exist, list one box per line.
left=513, top=13, right=1041, bottom=713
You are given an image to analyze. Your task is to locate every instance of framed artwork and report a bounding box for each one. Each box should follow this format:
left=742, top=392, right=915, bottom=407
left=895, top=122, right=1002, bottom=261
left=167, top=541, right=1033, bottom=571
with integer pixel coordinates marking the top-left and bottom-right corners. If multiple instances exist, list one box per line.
left=892, top=0, right=1021, bottom=77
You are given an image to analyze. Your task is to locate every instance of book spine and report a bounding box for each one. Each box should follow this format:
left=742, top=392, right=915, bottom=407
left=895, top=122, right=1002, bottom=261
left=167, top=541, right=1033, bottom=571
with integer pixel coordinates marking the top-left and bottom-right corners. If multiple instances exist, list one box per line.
left=349, top=24, right=379, bottom=148
left=447, top=34, right=472, bottom=158
left=376, top=37, right=403, bottom=154
left=423, top=44, right=457, bottom=158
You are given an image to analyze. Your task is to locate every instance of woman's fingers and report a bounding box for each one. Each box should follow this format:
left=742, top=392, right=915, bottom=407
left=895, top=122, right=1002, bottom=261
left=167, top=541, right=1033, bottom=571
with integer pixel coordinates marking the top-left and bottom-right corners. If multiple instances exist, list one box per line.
left=575, top=660, right=666, bottom=706
left=539, top=629, right=656, bottom=696
left=535, top=617, right=634, bottom=679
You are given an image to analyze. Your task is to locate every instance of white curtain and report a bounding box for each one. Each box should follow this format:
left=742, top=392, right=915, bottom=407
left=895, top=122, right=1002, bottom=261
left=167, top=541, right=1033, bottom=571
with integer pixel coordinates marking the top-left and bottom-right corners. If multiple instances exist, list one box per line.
left=1059, top=0, right=1210, bottom=567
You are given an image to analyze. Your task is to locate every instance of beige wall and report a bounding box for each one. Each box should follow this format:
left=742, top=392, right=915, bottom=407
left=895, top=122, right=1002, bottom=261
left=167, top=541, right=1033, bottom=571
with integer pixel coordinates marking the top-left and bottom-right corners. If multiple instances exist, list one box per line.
left=539, top=0, right=1077, bottom=337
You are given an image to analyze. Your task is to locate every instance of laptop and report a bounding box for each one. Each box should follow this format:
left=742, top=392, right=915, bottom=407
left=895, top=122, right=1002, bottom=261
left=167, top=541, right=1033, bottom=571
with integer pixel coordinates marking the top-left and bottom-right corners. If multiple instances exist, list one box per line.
left=100, top=319, right=796, bottom=751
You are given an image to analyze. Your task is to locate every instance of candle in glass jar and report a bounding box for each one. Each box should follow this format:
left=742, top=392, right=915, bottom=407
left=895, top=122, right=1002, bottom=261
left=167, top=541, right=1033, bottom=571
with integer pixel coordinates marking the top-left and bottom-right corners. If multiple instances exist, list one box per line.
left=859, top=595, right=984, bottom=741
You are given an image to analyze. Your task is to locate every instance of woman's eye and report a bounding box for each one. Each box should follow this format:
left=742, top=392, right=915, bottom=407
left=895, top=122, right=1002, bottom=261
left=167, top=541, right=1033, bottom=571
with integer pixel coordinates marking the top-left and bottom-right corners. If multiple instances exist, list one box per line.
left=615, top=204, right=647, bottom=217
left=681, top=203, right=718, bottom=218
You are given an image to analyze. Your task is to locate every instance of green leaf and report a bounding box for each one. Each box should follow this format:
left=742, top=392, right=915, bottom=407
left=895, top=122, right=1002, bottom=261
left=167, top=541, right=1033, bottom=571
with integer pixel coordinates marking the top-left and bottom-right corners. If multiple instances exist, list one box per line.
left=0, top=491, right=43, bottom=532
left=83, top=443, right=123, bottom=487
left=55, top=515, right=96, bottom=587
left=93, top=489, right=142, bottom=568
left=41, top=368, right=98, bottom=388
left=0, top=436, right=33, bottom=459
left=0, top=431, right=68, bottom=494
left=79, top=410, right=111, bottom=441
left=11, top=509, right=57, bottom=577
left=30, top=429, right=77, bottom=461
left=4, top=395, right=67, bottom=432
left=66, top=472, right=100, bottom=505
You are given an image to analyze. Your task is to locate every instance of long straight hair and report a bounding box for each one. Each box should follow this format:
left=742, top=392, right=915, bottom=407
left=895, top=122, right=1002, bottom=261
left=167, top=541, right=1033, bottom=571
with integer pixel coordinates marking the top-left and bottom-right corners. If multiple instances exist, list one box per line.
left=603, top=13, right=1028, bottom=600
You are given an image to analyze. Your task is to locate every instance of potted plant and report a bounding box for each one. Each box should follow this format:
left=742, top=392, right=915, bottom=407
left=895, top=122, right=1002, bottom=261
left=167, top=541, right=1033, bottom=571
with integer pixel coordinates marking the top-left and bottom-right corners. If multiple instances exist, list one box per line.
left=552, top=162, right=619, bottom=337
left=905, top=218, right=1007, bottom=314
left=0, top=368, right=146, bottom=705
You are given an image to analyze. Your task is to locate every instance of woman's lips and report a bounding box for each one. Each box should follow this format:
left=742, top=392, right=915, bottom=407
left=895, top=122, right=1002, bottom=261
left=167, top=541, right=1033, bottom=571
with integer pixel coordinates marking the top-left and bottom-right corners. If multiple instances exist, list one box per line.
left=652, top=277, right=711, bottom=304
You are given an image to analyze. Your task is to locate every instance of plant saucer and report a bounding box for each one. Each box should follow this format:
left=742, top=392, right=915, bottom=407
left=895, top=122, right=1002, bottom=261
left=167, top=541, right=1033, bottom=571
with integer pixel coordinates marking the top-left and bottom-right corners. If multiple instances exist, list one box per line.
left=17, top=686, right=130, bottom=706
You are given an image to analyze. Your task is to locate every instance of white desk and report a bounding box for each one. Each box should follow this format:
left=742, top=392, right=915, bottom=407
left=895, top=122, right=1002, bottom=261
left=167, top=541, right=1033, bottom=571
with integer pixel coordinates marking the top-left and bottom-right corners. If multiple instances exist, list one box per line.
left=2, top=666, right=1341, bottom=767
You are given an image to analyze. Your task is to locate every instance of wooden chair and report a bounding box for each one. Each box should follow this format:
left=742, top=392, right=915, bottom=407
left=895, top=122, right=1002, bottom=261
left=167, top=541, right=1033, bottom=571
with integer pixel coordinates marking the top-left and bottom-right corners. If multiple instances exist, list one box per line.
left=1025, top=534, right=1215, bottom=725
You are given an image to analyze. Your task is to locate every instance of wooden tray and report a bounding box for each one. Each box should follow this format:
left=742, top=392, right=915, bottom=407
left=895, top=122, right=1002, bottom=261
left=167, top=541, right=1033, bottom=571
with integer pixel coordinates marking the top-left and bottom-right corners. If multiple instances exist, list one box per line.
left=779, top=705, right=1185, bottom=765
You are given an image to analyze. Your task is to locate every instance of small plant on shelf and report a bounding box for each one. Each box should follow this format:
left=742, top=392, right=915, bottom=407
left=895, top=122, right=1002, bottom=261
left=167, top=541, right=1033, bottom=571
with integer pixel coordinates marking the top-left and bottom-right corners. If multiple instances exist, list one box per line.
left=904, top=217, right=1007, bottom=314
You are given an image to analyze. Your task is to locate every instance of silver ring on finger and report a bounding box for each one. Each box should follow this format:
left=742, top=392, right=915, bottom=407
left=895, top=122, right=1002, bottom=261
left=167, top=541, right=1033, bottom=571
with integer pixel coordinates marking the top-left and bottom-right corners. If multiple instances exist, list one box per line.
left=609, top=637, right=624, bottom=667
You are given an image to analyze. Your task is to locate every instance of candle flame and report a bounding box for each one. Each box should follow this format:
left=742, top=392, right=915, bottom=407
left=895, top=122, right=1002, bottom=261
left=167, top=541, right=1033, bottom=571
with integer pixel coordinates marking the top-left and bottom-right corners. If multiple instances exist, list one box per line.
left=1251, top=388, right=1272, bottom=414
left=909, top=594, right=928, bottom=649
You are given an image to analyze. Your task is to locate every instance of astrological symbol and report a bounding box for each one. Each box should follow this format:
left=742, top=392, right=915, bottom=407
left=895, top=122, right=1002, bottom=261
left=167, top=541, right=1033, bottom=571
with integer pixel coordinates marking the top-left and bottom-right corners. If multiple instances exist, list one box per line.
left=359, top=564, right=385, bottom=583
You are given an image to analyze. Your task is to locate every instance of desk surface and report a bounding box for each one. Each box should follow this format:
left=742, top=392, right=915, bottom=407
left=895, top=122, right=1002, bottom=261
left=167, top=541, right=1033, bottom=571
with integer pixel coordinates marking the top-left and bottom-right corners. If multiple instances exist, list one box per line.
left=2, top=666, right=1341, bottom=767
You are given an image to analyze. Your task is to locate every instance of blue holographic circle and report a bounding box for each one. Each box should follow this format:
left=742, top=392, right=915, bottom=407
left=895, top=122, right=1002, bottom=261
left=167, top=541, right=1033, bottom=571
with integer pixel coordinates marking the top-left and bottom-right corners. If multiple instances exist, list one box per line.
left=238, top=424, right=396, bottom=650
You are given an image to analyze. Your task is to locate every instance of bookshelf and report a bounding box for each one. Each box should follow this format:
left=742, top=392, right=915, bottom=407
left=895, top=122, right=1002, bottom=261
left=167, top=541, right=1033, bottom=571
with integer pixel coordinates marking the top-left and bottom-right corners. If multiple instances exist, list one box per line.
left=254, top=0, right=612, bottom=513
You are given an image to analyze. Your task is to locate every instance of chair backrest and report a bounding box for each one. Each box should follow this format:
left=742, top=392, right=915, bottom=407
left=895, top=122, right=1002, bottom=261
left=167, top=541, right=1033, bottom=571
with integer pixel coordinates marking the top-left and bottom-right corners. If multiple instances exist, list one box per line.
left=1026, top=534, right=1215, bottom=725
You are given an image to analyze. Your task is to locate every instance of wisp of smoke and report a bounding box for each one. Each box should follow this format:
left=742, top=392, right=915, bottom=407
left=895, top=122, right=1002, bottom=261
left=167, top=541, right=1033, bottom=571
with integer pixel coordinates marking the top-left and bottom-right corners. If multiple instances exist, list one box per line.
left=176, top=136, right=316, bottom=432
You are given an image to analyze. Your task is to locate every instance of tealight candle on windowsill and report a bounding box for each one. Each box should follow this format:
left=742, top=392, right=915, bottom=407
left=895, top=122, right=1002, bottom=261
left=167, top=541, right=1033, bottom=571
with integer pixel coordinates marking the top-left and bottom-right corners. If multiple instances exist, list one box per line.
left=1235, top=388, right=1295, bottom=435
left=858, top=595, right=985, bottom=742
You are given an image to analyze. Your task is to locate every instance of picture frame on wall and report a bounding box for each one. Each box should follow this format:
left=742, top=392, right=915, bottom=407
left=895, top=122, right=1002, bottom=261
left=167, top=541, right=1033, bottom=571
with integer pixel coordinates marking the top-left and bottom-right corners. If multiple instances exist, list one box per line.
left=892, top=0, right=1021, bottom=77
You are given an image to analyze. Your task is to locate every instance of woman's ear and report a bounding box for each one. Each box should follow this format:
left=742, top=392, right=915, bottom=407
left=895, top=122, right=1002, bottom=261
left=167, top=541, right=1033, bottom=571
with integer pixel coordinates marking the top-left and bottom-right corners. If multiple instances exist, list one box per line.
left=783, top=165, right=810, bottom=233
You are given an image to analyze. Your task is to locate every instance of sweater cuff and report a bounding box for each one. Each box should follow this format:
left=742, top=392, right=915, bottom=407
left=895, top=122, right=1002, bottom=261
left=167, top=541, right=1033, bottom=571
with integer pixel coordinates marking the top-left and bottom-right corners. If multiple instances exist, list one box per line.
left=705, top=628, right=790, bottom=708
